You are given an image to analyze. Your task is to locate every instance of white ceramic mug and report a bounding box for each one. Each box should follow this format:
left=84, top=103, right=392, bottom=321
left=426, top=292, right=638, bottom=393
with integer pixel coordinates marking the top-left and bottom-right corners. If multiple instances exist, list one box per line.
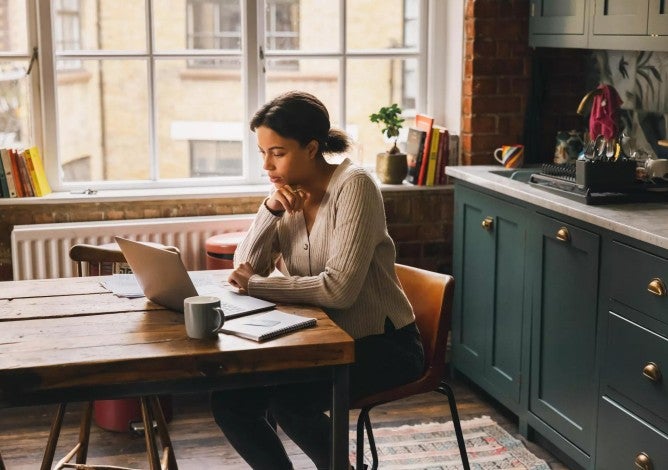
left=184, top=296, right=224, bottom=339
left=645, top=158, right=668, bottom=180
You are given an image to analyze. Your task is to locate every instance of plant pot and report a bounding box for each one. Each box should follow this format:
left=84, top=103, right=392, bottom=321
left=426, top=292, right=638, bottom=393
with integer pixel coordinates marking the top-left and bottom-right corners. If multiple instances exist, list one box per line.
left=376, top=151, right=407, bottom=184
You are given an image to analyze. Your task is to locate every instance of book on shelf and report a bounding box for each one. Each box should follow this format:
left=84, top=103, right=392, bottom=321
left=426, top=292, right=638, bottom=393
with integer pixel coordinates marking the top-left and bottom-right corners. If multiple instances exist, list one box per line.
left=436, top=127, right=450, bottom=185
left=218, top=309, right=317, bottom=342
left=23, top=146, right=52, bottom=196
left=425, top=125, right=444, bottom=186
left=415, top=114, right=434, bottom=185
left=8, top=149, right=24, bottom=197
left=15, top=150, right=34, bottom=197
left=0, top=148, right=18, bottom=197
left=0, top=151, right=8, bottom=197
left=405, top=126, right=427, bottom=185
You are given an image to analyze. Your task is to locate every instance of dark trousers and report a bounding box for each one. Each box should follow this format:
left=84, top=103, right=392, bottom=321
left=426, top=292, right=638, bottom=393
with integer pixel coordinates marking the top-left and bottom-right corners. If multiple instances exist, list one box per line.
left=210, top=319, right=424, bottom=470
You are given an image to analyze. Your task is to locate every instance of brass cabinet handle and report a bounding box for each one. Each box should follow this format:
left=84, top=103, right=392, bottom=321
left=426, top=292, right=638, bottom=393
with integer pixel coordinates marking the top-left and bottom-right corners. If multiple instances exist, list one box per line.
left=556, top=227, right=570, bottom=242
left=647, top=278, right=666, bottom=297
left=642, top=362, right=662, bottom=383
left=481, top=216, right=494, bottom=231
left=634, top=452, right=652, bottom=470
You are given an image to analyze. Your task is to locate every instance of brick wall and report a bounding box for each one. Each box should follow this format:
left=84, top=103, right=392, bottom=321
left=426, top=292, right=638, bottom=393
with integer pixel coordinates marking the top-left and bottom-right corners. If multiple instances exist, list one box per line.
left=0, top=188, right=453, bottom=281
left=462, top=0, right=590, bottom=165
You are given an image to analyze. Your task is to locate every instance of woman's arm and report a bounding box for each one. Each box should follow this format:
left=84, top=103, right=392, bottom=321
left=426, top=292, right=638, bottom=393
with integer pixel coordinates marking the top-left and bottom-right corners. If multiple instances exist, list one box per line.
left=233, top=201, right=282, bottom=277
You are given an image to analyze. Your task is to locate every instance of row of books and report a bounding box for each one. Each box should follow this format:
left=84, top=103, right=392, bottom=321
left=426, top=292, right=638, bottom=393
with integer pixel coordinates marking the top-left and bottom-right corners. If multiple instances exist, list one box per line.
left=405, top=114, right=458, bottom=186
left=0, top=146, right=52, bottom=198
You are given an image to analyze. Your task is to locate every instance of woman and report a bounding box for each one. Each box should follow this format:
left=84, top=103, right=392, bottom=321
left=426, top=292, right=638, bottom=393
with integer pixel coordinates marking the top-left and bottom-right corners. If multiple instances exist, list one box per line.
left=211, top=91, right=424, bottom=469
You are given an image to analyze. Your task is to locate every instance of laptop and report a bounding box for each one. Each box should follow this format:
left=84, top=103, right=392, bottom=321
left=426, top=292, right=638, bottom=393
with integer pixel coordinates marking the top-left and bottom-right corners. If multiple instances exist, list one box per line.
left=114, top=236, right=276, bottom=318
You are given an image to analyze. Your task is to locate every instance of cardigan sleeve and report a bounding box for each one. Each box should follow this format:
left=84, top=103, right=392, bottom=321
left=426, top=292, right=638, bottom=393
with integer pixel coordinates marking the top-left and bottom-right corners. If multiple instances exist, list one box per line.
left=233, top=200, right=282, bottom=277
left=247, top=172, right=387, bottom=309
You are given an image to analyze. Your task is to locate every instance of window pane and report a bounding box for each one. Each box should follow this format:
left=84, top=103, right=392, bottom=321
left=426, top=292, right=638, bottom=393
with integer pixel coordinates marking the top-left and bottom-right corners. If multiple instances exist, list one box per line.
left=0, top=61, right=32, bottom=148
left=346, top=58, right=417, bottom=167
left=0, top=3, right=32, bottom=149
left=346, top=0, right=415, bottom=51
left=265, top=58, right=341, bottom=125
left=154, top=58, right=243, bottom=179
left=56, top=0, right=146, bottom=52
left=57, top=59, right=149, bottom=182
left=266, top=0, right=339, bottom=53
left=0, top=0, right=28, bottom=53
left=155, top=0, right=242, bottom=52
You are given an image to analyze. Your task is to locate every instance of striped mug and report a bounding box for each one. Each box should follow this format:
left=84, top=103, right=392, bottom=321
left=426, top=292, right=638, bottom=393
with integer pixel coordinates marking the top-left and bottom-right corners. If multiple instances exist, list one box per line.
left=494, top=145, right=524, bottom=169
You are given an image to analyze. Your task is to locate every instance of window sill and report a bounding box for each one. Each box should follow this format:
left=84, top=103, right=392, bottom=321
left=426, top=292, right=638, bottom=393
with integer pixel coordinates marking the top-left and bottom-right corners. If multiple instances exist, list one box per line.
left=0, top=181, right=452, bottom=206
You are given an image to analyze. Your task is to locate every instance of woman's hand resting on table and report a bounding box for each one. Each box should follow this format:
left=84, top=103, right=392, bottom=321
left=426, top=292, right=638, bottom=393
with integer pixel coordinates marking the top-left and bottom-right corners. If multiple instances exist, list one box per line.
left=265, top=184, right=307, bottom=215
left=228, top=262, right=256, bottom=293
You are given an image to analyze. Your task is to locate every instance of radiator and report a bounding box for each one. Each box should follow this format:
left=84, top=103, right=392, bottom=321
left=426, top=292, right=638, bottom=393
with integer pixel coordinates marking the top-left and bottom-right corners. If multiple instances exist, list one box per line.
left=11, top=214, right=255, bottom=280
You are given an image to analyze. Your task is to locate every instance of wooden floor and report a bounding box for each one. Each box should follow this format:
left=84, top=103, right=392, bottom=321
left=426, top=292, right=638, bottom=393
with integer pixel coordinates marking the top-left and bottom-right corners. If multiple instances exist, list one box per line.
left=0, top=372, right=573, bottom=469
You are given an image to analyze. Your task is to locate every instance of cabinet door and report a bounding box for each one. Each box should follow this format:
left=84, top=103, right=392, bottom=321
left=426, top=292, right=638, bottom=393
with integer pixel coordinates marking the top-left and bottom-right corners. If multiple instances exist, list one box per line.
left=452, top=185, right=525, bottom=408
left=529, top=0, right=589, bottom=48
left=529, top=214, right=599, bottom=456
left=649, top=0, right=668, bottom=35
left=530, top=0, right=587, bottom=34
left=592, top=0, right=649, bottom=35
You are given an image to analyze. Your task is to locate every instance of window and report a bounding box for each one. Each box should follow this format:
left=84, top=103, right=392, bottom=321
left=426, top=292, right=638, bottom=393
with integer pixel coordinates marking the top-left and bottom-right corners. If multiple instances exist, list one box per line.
left=53, top=0, right=82, bottom=70
left=187, top=0, right=241, bottom=68
left=0, top=0, right=31, bottom=150
left=29, top=0, right=430, bottom=191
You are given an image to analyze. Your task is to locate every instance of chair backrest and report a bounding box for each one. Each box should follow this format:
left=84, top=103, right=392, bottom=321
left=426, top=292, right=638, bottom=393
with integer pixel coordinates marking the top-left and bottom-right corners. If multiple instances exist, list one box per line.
left=69, top=242, right=179, bottom=277
left=395, top=263, right=454, bottom=385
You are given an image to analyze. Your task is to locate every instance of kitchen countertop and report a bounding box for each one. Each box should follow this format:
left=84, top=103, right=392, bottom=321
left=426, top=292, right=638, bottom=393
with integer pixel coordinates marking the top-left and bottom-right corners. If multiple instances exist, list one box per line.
left=446, top=165, right=668, bottom=251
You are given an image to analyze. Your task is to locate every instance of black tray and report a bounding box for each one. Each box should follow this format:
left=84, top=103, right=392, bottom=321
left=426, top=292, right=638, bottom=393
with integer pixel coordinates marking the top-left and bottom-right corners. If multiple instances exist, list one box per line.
left=529, top=173, right=668, bottom=205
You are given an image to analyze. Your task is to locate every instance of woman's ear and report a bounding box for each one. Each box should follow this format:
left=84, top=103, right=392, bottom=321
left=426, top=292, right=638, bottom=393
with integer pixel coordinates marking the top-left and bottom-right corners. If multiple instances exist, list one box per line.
left=307, top=139, right=319, bottom=159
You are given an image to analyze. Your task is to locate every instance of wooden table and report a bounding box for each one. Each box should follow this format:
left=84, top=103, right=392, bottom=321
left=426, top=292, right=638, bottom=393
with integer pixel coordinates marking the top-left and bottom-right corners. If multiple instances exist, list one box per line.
left=0, top=272, right=355, bottom=469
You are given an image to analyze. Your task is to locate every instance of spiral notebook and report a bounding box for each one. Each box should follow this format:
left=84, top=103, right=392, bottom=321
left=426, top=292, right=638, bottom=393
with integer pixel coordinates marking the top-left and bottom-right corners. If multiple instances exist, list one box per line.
left=218, top=310, right=316, bottom=342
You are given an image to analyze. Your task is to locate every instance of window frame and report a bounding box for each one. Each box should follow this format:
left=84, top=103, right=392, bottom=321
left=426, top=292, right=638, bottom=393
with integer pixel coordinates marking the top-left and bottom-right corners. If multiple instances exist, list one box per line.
left=30, top=0, right=448, bottom=193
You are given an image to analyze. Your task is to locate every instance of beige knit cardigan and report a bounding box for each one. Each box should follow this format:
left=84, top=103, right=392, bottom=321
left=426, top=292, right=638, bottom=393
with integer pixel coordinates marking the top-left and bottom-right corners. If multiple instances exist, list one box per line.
left=234, top=158, right=415, bottom=339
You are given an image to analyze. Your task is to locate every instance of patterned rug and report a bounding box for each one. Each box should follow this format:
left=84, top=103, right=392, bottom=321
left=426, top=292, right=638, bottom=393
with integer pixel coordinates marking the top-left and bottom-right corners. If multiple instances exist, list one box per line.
left=349, top=416, right=551, bottom=469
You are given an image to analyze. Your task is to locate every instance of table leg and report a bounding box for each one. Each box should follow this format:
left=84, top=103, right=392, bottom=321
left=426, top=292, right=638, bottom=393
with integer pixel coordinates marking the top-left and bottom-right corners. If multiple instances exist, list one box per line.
left=330, top=365, right=349, bottom=470
left=0, top=450, right=5, bottom=470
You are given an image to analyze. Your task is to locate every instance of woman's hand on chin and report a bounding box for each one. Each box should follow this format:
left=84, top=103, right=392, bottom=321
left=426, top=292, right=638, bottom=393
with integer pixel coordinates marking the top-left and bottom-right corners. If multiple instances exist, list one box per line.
left=267, top=184, right=307, bottom=215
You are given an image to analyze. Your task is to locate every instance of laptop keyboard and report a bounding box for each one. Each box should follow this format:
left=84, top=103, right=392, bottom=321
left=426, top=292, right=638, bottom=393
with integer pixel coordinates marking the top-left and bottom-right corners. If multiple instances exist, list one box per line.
left=219, top=301, right=244, bottom=315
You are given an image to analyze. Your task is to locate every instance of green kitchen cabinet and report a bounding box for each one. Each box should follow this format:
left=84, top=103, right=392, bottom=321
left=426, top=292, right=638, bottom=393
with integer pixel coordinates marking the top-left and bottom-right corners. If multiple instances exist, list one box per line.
left=452, top=184, right=527, bottom=413
left=527, top=213, right=600, bottom=467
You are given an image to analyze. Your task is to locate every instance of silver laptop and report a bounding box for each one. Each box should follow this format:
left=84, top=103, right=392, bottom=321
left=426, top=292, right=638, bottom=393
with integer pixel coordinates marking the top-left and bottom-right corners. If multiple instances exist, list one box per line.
left=114, top=236, right=275, bottom=318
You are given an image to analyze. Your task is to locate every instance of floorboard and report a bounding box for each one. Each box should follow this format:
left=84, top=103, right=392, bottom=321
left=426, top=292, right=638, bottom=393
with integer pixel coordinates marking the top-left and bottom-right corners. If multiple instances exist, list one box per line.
left=0, top=372, right=573, bottom=469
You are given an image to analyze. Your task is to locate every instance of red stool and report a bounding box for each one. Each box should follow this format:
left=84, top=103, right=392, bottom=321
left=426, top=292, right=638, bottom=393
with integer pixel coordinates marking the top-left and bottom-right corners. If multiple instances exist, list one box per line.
left=94, top=396, right=173, bottom=433
left=205, top=231, right=247, bottom=269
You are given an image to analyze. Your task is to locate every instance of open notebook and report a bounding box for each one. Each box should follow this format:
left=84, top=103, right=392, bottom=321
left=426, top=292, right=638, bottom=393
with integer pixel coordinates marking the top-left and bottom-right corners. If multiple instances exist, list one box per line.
left=219, top=310, right=316, bottom=342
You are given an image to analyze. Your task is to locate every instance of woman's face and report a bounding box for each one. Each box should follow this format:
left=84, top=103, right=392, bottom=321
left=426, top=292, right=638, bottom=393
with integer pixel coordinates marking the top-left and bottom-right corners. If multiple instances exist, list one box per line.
left=257, top=125, right=317, bottom=188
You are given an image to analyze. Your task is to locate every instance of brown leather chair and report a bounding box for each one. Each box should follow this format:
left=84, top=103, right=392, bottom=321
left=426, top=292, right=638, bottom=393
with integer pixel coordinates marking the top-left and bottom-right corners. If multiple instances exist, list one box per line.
left=352, top=264, right=470, bottom=470
left=40, top=242, right=179, bottom=470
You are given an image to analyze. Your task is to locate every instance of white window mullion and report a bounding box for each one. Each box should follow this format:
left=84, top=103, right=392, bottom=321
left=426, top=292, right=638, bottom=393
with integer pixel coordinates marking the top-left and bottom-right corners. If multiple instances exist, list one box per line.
left=35, top=0, right=60, bottom=190
left=245, top=0, right=264, bottom=183
left=339, top=0, right=346, bottom=131
left=146, top=0, right=158, bottom=181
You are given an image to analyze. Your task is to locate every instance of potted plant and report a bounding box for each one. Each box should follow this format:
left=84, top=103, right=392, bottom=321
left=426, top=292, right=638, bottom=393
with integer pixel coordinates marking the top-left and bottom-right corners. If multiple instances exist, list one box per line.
left=370, top=103, right=407, bottom=184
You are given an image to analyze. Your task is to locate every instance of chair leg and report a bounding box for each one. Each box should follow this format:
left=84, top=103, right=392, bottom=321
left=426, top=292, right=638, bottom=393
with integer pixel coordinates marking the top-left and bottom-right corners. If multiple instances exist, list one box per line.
left=75, top=401, right=94, bottom=464
left=363, top=412, right=378, bottom=470
left=41, top=403, right=68, bottom=470
left=140, top=396, right=162, bottom=470
left=149, top=396, right=178, bottom=470
left=437, top=381, right=470, bottom=470
left=0, top=450, right=6, bottom=470
left=356, top=409, right=367, bottom=470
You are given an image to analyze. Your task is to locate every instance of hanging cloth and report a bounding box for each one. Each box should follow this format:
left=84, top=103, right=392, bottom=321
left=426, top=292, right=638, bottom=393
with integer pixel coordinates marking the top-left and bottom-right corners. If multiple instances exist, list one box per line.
left=589, top=84, right=623, bottom=140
